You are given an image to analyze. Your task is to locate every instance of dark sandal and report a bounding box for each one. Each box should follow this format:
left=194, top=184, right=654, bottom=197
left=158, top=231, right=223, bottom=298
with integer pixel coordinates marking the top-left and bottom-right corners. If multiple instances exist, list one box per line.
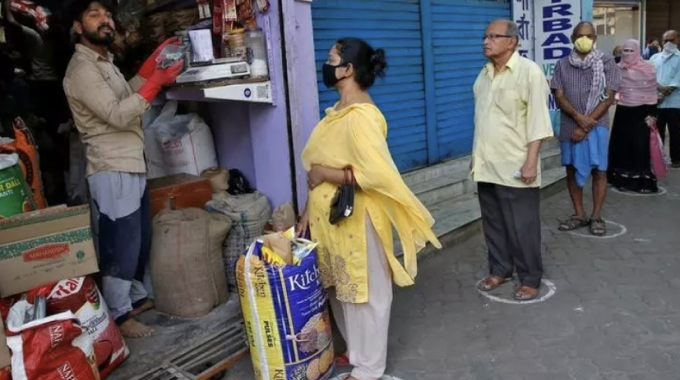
left=477, top=276, right=510, bottom=292
left=514, top=286, right=540, bottom=301
left=590, top=219, right=606, bottom=236
left=558, top=216, right=589, bottom=231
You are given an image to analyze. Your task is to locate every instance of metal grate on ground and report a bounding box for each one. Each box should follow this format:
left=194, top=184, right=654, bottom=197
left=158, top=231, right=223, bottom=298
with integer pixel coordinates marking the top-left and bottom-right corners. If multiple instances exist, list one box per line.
left=130, top=315, right=249, bottom=380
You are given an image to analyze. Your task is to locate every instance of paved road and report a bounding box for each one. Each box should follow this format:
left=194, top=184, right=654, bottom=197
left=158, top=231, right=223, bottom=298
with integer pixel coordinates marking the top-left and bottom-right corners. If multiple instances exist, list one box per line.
left=226, top=170, right=680, bottom=380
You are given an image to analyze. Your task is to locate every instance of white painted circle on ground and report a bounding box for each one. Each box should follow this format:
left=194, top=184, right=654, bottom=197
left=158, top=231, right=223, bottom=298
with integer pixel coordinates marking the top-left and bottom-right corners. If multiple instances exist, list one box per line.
left=610, top=186, right=667, bottom=197
left=568, top=220, right=627, bottom=239
left=476, top=279, right=557, bottom=305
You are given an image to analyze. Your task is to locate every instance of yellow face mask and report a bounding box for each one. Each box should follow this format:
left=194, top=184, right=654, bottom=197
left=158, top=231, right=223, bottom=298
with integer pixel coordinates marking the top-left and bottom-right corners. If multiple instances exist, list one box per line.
left=574, top=36, right=594, bottom=53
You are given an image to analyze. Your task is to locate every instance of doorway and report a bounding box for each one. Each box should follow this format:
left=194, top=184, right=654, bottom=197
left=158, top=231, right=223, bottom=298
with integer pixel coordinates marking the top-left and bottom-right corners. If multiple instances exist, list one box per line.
left=593, top=1, right=644, bottom=55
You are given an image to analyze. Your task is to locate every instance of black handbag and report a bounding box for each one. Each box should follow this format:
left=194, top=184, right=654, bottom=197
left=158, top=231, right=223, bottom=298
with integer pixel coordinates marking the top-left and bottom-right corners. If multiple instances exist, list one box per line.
left=329, top=168, right=355, bottom=225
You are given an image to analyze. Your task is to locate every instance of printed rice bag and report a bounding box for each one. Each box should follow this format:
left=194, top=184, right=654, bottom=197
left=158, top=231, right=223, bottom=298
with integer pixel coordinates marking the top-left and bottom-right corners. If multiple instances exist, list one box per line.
left=45, top=277, right=129, bottom=379
left=237, top=239, right=334, bottom=380
left=6, top=300, right=100, bottom=380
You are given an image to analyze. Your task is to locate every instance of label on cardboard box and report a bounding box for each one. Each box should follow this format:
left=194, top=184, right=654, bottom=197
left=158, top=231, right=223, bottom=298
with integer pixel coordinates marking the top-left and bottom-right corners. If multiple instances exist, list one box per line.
left=0, top=205, right=99, bottom=297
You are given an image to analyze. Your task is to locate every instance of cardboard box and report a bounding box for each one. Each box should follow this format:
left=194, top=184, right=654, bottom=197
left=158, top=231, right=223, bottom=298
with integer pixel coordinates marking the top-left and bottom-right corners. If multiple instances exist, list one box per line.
left=0, top=319, right=8, bottom=369
left=0, top=205, right=99, bottom=297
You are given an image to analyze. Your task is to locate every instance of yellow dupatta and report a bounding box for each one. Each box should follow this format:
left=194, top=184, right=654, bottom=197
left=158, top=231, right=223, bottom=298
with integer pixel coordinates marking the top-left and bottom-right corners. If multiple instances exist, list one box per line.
left=302, top=103, right=441, bottom=286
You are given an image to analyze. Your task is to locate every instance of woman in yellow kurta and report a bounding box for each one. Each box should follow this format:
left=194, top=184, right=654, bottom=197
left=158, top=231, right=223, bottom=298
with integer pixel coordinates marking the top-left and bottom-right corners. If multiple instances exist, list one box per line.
left=300, top=38, right=441, bottom=380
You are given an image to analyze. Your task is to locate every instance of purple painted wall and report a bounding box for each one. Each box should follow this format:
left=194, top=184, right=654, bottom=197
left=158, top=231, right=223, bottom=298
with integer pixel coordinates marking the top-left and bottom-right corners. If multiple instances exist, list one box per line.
left=208, top=0, right=293, bottom=209
left=209, top=103, right=256, bottom=186
left=281, top=0, right=321, bottom=211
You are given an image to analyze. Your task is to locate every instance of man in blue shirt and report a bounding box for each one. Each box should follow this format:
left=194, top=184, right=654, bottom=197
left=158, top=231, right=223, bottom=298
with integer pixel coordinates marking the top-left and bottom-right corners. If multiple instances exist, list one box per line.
left=650, top=30, right=680, bottom=167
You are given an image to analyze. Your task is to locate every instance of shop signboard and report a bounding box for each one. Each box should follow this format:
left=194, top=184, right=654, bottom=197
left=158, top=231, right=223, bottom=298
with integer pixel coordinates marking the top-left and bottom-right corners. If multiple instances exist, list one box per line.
left=512, top=0, right=535, bottom=60
left=534, top=0, right=582, bottom=110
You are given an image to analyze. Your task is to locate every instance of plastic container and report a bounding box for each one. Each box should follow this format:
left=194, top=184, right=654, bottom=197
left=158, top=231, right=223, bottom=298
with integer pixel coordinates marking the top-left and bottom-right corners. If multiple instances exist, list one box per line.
left=245, top=28, right=269, bottom=77
left=228, top=28, right=247, bottom=58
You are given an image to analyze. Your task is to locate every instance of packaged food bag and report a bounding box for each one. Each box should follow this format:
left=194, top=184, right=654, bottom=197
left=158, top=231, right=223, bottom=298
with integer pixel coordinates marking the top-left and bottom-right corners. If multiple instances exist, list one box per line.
left=0, top=118, right=48, bottom=209
left=236, top=240, right=334, bottom=380
left=45, top=277, right=129, bottom=379
left=5, top=300, right=100, bottom=380
left=0, top=153, right=37, bottom=219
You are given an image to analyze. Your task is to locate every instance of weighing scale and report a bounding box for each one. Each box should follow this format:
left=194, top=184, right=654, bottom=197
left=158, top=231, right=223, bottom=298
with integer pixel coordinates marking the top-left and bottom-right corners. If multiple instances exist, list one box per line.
left=175, top=57, right=251, bottom=84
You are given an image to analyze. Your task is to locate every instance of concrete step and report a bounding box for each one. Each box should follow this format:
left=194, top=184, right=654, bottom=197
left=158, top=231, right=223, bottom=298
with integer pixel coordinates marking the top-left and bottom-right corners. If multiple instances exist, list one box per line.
left=395, top=165, right=567, bottom=257
left=405, top=140, right=563, bottom=208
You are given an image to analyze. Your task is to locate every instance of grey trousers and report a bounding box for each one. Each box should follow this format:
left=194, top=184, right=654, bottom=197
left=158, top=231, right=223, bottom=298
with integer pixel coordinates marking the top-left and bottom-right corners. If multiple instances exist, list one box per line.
left=478, top=182, right=543, bottom=288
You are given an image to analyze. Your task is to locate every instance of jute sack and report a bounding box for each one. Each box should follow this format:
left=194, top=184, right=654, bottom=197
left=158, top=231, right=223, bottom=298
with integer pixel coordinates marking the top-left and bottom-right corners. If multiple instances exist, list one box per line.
left=151, top=208, right=231, bottom=318
left=206, top=192, right=271, bottom=289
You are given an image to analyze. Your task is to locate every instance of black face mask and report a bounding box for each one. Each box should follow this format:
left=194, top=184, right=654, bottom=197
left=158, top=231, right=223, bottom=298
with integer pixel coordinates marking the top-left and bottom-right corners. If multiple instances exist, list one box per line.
left=322, top=63, right=343, bottom=88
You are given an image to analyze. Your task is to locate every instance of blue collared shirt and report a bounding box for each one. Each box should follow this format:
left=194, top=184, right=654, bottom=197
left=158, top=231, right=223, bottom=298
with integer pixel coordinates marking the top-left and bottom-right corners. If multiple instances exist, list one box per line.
left=650, top=51, right=680, bottom=109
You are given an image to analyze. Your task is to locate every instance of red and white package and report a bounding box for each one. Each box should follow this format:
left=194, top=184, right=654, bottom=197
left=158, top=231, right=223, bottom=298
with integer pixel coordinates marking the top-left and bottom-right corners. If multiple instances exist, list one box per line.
left=8, top=0, right=51, bottom=31
left=6, top=300, right=100, bottom=380
left=46, top=277, right=129, bottom=379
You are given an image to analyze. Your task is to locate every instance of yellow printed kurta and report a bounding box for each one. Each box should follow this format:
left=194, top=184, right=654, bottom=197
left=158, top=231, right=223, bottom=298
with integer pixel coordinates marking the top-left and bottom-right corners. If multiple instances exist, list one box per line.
left=302, top=103, right=441, bottom=304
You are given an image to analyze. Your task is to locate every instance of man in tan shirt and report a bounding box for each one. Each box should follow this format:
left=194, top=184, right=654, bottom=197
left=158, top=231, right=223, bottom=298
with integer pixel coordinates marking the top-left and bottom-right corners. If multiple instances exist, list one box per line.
left=63, top=0, right=182, bottom=338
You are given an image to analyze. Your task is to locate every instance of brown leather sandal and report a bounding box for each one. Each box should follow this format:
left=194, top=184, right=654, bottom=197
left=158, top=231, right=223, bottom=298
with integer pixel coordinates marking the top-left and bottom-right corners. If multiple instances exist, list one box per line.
left=477, top=276, right=509, bottom=292
left=514, top=286, right=540, bottom=301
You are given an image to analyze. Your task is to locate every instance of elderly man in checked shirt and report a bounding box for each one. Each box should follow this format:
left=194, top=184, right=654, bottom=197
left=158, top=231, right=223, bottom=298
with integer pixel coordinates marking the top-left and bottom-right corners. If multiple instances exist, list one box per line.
left=472, top=20, right=553, bottom=301
left=551, top=21, right=621, bottom=237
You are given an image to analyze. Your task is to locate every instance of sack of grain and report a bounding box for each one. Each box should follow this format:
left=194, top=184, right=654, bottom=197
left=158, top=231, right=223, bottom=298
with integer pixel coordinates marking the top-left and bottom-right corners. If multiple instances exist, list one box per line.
left=151, top=208, right=231, bottom=318
left=205, top=192, right=271, bottom=289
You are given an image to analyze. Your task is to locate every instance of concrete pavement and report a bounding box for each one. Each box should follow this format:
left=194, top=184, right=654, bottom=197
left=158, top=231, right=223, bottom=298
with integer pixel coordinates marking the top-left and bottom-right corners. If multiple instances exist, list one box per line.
left=225, top=170, right=680, bottom=380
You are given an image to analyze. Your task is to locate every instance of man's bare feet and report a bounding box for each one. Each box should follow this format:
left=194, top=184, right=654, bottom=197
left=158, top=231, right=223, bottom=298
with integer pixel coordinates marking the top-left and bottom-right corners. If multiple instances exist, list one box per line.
left=119, top=319, right=154, bottom=338
left=129, top=299, right=155, bottom=317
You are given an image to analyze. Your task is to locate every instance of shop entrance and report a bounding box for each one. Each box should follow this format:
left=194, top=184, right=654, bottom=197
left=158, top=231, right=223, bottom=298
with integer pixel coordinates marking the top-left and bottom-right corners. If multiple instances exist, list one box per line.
left=593, top=1, right=644, bottom=55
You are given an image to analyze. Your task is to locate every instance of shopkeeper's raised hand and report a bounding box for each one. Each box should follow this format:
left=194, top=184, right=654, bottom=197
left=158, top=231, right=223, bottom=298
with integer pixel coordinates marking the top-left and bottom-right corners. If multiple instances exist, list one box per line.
left=138, top=37, right=182, bottom=79
left=137, top=60, right=184, bottom=103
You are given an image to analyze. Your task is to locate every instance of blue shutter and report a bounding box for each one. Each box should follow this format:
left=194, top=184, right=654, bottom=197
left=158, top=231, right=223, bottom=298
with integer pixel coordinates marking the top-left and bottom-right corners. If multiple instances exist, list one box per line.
left=312, top=0, right=428, bottom=171
left=432, top=0, right=511, bottom=160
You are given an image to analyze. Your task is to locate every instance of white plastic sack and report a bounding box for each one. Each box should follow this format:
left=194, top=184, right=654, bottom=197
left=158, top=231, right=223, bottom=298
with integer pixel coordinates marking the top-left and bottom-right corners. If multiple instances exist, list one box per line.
left=145, top=101, right=218, bottom=179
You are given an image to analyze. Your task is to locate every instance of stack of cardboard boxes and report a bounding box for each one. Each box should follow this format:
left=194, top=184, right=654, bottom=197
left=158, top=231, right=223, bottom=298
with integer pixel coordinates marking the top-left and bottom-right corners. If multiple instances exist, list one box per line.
left=0, top=205, right=99, bottom=370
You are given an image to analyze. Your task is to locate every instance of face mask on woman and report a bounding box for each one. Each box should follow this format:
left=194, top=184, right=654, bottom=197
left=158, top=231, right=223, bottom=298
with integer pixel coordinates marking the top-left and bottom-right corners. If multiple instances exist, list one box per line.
left=322, top=63, right=344, bottom=88
left=574, top=36, right=594, bottom=54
